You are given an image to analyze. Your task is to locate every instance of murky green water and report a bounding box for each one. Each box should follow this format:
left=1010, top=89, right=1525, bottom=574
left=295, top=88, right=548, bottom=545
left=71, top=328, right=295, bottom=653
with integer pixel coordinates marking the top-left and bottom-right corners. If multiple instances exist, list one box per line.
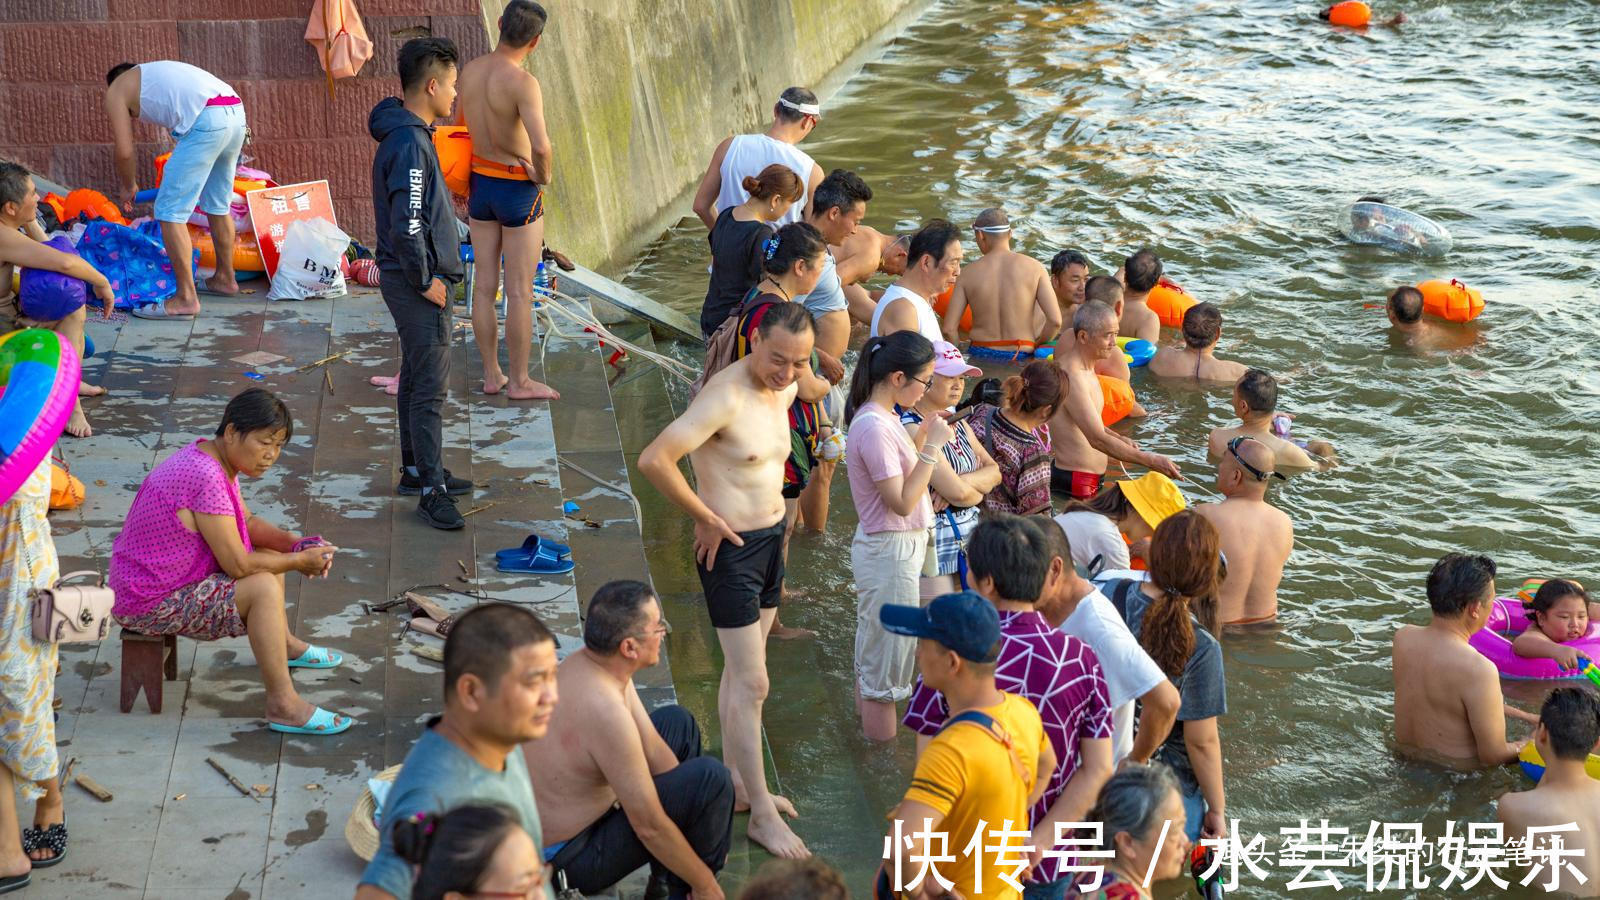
left=623, top=0, right=1600, bottom=895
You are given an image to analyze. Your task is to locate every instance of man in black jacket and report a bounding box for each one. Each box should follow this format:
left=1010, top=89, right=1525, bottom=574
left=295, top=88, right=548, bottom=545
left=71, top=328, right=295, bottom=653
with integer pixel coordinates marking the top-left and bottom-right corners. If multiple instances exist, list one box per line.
left=370, top=37, right=471, bottom=529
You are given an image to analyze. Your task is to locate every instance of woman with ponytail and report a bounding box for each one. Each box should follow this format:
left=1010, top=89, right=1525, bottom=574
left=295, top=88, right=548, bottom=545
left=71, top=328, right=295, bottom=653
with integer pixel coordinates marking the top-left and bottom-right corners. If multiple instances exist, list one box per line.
left=1098, top=510, right=1227, bottom=844
left=844, top=330, right=952, bottom=741
left=968, top=359, right=1061, bottom=515
left=391, top=804, right=543, bottom=900
left=701, top=164, right=804, bottom=337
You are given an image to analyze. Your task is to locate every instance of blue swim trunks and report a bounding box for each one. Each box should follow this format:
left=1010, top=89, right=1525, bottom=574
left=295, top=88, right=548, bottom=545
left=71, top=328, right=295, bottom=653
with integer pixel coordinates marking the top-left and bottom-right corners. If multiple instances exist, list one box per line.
left=468, top=171, right=544, bottom=227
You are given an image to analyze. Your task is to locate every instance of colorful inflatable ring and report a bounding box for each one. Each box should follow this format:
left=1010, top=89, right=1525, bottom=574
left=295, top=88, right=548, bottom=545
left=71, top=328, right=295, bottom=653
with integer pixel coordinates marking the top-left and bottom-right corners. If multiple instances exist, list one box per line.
left=1468, top=597, right=1600, bottom=680
left=188, top=224, right=265, bottom=273
left=1417, top=278, right=1484, bottom=323
left=1146, top=278, right=1196, bottom=329
left=1099, top=374, right=1135, bottom=426
left=1518, top=742, right=1600, bottom=783
left=435, top=125, right=473, bottom=199
left=931, top=284, right=972, bottom=333
left=0, top=329, right=81, bottom=505
left=1346, top=201, right=1453, bottom=256
left=1324, top=0, right=1371, bottom=26
left=1118, top=336, right=1156, bottom=368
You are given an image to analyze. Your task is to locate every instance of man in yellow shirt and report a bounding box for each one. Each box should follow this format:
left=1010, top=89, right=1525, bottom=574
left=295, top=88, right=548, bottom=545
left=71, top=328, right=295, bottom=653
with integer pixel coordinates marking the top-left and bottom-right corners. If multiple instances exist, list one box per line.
left=877, top=592, right=1056, bottom=899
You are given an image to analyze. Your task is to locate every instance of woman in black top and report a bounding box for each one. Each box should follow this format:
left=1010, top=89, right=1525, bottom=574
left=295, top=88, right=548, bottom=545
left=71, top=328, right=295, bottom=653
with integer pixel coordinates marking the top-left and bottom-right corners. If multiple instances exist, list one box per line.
left=701, top=164, right=804, bottom=337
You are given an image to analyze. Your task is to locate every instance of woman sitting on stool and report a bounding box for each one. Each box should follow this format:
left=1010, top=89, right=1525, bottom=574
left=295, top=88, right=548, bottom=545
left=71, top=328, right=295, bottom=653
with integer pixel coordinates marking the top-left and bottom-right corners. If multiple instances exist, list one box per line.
left=109, top=387, right=353, bottom=735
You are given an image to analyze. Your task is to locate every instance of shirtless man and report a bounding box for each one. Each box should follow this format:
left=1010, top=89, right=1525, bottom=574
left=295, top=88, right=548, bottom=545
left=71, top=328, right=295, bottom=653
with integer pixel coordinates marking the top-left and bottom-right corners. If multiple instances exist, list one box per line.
left=1076, top=278, right=1133, bottom=384
left=1048, top=302, right=1179, bottom=503
left=692, top=88, right=823, bottom=230
left=0, top=163, right=116, bottom=438
left=1384, top=285, right=1445, bottom=343
left=1118, top=248, right=1165, bottom=343
left=1392, top=552, right=1534, bottom=767
left=1498, top=688, right=1600, bottom=897
left=838, top=228, right=908, bottom=325
left=941, top=208, right=1060, bottom=362
left=638, top=303, right=814, bottom=859
left=793, top=170, right=872, bottom=533
left=458, top=0, right=559, bottom=401
left=1049, top=249, right=1089, bottom=330
left=872, top=219, right=962, bottom=343
left=1207, top=369, right=1336, bottom=472
left=1148, top=302, right=1248, bottom=383
left=529, top=581, right=734, bottom=899
left=1195, top=437, right=1292, bottom=626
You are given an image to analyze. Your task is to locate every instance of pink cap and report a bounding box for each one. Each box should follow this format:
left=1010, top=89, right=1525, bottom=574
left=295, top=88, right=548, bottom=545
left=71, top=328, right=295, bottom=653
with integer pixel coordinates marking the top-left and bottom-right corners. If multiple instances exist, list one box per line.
left=933, top=341, right=981, bottom=377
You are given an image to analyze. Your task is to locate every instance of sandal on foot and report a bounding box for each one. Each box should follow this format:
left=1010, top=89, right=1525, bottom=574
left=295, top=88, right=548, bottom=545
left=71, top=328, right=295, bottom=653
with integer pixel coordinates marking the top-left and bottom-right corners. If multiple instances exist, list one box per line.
left=286, top=645, right=343, bottom=669
left=494, top=533, right=571, bottom=562
left=0, top=873, right=29, bottom=894
left=22, top=817, right=66, bottom=869
left=268, top=706, right=354, bottom=735
left=130, top=302, right=195, bottom=321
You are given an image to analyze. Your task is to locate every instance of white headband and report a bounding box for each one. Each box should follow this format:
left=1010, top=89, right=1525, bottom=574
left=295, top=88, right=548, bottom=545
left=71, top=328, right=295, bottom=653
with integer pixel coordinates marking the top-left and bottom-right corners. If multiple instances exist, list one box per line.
left=974, top=224, right=1012, bottom=234
left=778, top=97, right=821, bottom=116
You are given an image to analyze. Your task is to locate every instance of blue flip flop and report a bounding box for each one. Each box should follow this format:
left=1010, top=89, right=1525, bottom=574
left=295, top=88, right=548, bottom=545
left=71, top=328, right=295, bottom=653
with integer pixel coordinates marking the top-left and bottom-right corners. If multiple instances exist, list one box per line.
left=495, top=534, right=571, bottom=562
left=287, top=645, right=343, bottom=669
left=496, top=549, right=575, bottom=575
left=268, top=706, right=354, bottom=736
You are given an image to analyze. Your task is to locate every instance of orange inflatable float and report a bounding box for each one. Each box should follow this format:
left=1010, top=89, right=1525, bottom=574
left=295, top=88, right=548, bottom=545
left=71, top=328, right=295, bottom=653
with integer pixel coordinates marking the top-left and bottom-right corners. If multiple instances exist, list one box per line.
left=153, top=153, right=270, bottom=198
left=52, top=189, right=128, bottom=226
left=188, top=224, right=265, bottom=273
left=931, top=284, right=972, bottom=333
left=1417, top=278, right=1484, bottom=323
left=1099, top=374, right=1135, bottom=426
left=434, top=126, right=473, bottom=198
left=1322, top=0, right=1371, bottom=26
left=1146, top=277, right=1196, bottom=329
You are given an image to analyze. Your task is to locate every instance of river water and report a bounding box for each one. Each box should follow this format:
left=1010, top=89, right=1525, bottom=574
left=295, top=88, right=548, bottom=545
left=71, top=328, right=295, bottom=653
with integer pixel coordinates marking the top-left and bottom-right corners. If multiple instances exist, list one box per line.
left=623, top=0, right=1600, bottom=895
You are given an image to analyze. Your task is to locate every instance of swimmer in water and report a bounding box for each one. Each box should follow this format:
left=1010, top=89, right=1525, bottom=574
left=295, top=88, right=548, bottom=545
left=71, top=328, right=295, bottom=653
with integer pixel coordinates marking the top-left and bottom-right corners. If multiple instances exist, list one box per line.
left=941, top=208, right=1060, bottom=360
left=1070, top=276, right=1136, bottom=386
left=1207, top=369, right=1337, bottom=471
left=1146, top=302, right=1247, bottom=383
left=1116, top=248, right=1164, bottom=343
left=1385, top=285, right=1444, bottom=342
left=1048, top=249, right=1089, bottom=333
left=1496, top=689, right=1600, bottom=896
left=1512, top=579, right=1594, bottom=671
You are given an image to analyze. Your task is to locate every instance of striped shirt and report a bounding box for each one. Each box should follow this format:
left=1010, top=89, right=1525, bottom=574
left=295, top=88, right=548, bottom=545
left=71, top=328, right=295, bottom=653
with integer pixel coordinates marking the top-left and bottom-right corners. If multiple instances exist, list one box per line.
left=904, top=609, right=1113, bottom=885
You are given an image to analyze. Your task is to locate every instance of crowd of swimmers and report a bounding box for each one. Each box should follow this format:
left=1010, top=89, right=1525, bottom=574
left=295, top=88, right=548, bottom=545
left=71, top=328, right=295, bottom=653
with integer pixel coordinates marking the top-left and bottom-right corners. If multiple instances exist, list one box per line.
left=1, top=0, right=1597, bottom=897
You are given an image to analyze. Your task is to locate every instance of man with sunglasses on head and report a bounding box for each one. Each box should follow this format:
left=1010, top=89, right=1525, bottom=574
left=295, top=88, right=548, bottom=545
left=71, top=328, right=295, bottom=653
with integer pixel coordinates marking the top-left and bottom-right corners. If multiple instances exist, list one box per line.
left=692, top=87, right=824, bottom=230
left=1195, top=437, right=1294, bottom=626
left=527, top=581, right=734, bottom=900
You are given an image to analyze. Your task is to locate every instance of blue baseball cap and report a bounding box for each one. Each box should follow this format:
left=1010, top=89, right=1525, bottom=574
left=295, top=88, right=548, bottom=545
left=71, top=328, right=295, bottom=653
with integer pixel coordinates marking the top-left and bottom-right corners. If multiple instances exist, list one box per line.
left=879, top=591, right=1000, bottom=663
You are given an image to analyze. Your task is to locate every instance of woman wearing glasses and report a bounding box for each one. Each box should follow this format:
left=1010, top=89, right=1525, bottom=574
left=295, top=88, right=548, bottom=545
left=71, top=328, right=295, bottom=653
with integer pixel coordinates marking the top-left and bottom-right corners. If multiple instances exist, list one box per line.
left=394, top=804, right=544, bottom=900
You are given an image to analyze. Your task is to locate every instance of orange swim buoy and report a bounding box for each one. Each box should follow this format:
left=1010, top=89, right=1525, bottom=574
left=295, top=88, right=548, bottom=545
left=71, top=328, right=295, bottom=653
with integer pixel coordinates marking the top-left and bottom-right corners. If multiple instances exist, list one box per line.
left=1145, top=278, right=1196, bottom=329
left=1417, top=278, right=1484, bottom=323
left=434, top=126, right=473, bottom=198
left=188, top=224, right=265, bottom=273
left=61, top=188, right=128, bottom=226
left=1099, top=374, right=1135, bottom=426
left=931, top=284, right=972, bottom=333
left=1324, top=0, right=1371, bottom=26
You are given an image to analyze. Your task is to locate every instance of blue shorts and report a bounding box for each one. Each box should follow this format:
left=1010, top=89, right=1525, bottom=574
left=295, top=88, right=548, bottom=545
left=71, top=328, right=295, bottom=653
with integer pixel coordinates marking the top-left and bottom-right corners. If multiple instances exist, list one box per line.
left=154, top=104, right=247, bottom=224
left=967, top=342, right=1035, bottom=363
left=468, top=171, right=544, bottom=227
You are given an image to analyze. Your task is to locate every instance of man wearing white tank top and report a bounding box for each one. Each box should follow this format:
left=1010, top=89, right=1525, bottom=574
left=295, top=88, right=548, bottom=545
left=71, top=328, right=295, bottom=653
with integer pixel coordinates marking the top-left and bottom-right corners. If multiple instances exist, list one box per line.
left=870, top=219, right=964, bottom=345
left=692, top=87, right=824, bottom=230
left=105, top=61, right=248, bottom=320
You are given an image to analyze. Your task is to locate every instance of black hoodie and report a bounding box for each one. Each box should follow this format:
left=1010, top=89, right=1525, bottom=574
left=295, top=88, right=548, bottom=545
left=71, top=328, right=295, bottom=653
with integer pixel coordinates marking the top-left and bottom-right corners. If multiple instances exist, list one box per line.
left=368, top=97, right=463, bottom=290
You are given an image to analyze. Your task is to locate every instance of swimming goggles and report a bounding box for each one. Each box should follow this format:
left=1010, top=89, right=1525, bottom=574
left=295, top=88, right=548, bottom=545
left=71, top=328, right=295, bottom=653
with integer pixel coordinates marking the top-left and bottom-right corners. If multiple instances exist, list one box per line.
left=1228, top=436, right=1285, bottom=482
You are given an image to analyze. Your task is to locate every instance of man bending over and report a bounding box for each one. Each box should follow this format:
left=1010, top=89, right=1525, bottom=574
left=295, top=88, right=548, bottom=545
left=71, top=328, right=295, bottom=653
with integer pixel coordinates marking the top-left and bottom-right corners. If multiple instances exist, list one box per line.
left=530, top=580, right=734, bottom=899
left=639, top=304, right=815, bottom=859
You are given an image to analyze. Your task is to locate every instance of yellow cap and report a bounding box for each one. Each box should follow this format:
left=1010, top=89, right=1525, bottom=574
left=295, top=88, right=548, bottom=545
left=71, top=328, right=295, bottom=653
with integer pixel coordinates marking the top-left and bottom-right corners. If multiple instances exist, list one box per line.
left=1119, top=472, right=1187, bottom=528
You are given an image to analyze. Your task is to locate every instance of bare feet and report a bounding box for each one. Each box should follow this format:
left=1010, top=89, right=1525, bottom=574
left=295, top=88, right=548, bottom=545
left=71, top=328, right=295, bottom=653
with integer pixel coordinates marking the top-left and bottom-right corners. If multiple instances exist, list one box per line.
left=734, top=791, right=798, bottom=817
left=79, top=380, right=106, bottom=397
left=65, top=404, right=91, bottom=438
left=481, top=373, right=511, bottom=395
left=369, top=374, right=399, bottom=388
left=769, top=622, right=815, bottom=641
left=748, top=808, right=809, bottom=860
left=385, top=381, right=399, bottom=396
left=506, top=378, right=560, bottom=401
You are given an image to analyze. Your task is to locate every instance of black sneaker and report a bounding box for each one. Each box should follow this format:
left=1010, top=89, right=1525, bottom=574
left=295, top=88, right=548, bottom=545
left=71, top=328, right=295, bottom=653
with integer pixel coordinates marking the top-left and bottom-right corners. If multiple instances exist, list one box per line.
left=416, top=489, right=465, bottom=530
left=398, top=468, right=472, bottom=496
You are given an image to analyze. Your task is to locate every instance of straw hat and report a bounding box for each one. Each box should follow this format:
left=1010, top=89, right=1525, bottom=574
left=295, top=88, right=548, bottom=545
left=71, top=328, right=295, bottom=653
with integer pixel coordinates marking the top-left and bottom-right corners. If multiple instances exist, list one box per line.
left=344, top=764, right=403, bottom=861
left=1118, top=472, right=1187, bottom=529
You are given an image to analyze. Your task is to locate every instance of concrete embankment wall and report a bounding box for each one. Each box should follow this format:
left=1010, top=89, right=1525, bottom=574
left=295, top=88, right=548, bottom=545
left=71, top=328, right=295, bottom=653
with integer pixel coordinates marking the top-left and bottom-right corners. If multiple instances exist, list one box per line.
left=484, top=0, right=922, bottom=273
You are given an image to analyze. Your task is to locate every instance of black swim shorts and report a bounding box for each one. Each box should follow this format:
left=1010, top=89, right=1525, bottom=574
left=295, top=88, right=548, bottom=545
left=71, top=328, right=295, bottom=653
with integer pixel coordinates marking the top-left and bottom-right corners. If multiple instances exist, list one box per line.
left=468, top=171, right=544, bottom=227
left=695, top=521, right=785, bottom=629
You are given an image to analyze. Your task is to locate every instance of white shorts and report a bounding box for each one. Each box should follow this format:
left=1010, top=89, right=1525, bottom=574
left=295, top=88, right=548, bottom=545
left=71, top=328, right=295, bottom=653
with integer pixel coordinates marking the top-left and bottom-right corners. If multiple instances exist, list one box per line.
left=851, top=526, right=929, bottom=703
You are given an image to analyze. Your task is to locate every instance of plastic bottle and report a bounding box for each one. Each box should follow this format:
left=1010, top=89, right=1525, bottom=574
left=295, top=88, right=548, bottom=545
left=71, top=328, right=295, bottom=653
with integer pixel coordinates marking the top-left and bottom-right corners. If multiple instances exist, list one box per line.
left=533, top=261, right=550, bottom=308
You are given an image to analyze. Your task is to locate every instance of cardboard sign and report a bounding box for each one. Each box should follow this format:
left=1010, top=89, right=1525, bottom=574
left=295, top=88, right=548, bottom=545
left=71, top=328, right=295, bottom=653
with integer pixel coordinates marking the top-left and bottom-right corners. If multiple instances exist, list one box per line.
left=245, top=181, right=338, bottom=278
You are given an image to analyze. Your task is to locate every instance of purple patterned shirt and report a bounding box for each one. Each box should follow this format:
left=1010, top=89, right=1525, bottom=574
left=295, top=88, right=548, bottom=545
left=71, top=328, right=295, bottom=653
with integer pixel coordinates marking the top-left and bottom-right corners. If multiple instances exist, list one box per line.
left=904, top=609, right=1113, bottom=884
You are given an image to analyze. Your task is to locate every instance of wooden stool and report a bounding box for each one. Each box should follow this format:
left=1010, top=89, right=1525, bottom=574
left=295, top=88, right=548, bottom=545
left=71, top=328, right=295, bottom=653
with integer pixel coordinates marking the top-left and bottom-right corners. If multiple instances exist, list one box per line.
left=119, top=630, right=177, bottom=714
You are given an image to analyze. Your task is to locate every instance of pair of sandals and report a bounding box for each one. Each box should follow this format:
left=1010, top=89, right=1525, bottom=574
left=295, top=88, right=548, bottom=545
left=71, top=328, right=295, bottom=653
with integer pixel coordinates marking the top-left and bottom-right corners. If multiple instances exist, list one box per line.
left=2, top=812, right=67, bottom=892
left=494, top=534, right=573, bottom=575
left=268, top=644, right=355, bottom=736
